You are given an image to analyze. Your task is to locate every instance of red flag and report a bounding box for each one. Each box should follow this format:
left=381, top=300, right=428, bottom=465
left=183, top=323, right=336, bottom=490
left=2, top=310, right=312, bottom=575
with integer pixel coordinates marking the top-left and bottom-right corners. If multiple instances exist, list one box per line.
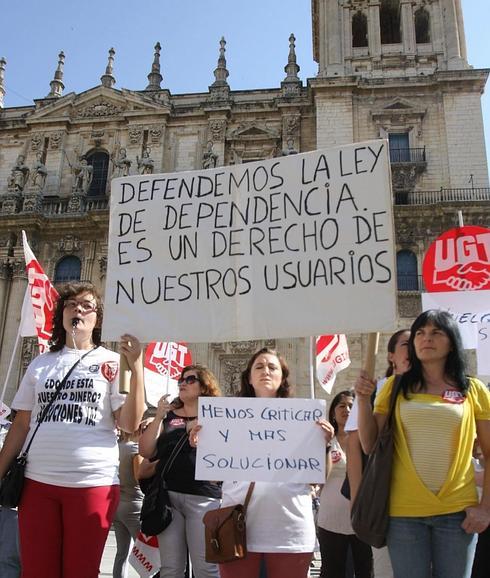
left=22, top=230, right=59, bottom=353
left=144, top=341, right=192, bottom=405
left=316, top=334, right=351, bottom=394
left=129, top=531, right=160, bottom=577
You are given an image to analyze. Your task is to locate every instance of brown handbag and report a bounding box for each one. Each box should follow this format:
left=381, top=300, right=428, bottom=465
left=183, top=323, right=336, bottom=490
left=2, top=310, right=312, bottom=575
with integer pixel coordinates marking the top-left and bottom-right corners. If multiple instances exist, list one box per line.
left=203, top=482, right=255, bottom=564
left=351, top=376, right=401, bottom=548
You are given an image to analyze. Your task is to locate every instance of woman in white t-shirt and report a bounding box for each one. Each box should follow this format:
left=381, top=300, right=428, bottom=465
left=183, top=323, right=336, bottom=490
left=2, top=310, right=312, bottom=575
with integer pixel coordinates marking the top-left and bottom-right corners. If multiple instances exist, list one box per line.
left=211, top=347, right=335, bottom=578
left=0, top=281, right=145, bottom=578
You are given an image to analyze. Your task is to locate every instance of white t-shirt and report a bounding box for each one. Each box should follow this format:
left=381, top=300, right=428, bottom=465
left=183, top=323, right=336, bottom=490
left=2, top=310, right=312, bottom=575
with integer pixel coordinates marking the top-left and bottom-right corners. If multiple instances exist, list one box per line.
left=345, top=377, right=387, bottom=432
left=12, top=346, right=126, bottom=487
left=317, top=437, right=353, bottom=534
left=221, top=481, right=316, bottom=553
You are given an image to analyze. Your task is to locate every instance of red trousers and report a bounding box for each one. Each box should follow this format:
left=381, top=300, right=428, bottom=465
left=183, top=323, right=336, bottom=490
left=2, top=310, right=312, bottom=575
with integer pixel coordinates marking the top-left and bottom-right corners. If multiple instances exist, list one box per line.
left=219, top=552, right=313, bottom=578
left=18, top=478, right=119, bottom=578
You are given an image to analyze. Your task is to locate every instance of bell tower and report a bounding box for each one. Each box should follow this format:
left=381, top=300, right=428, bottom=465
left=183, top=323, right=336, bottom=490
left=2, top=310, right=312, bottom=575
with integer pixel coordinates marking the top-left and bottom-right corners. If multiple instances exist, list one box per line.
left=312, top=0, right=469, bottom=78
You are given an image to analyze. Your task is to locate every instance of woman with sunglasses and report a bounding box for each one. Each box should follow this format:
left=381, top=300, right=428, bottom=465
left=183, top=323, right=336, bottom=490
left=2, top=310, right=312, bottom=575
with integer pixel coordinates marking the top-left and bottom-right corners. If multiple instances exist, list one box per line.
left=356, top=310, right=490, bottom=578
left=139, top=364, right=222, bottom=578
left=0, top=281, right=145, bottom=578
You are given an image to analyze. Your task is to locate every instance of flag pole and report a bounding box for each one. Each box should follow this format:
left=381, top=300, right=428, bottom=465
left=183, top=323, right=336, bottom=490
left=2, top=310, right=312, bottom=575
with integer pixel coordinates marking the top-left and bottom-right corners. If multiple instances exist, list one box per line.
left=364, top=333, right=379, bottom=380
left=0, top=329, right=22, bottom=405
left=309, top=336, right=315, bottom=399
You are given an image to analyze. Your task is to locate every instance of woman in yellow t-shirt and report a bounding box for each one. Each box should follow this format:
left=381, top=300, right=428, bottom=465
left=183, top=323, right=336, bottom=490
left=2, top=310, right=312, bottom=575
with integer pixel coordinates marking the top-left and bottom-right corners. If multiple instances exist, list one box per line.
left=355, top=309, right=490, bottom=578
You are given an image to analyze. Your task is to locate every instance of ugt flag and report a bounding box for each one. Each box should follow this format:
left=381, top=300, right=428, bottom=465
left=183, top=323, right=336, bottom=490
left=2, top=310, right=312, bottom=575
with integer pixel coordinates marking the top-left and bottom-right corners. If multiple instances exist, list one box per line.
left=144, top=341, right=193, bottom=406
left=22, top=230, right=59, bottom=353
left=316, top=334, right=351, bottom=394
left=129, top=532, right=160, bottom=577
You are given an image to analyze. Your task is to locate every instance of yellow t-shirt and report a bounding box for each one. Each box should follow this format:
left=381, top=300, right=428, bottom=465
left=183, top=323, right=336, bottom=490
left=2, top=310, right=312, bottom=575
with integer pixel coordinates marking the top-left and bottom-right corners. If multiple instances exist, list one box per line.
left=374, top=376, right=490, bottom=517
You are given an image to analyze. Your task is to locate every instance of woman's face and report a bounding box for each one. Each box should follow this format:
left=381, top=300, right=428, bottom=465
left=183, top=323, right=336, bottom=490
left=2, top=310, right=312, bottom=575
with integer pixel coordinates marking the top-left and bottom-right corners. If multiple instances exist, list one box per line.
left=178, top=370, right=202, bottom=403
left=388, top=330, right=410, bottom=374
left=62, top=291, right=98, bottom=338
left=249, top=353, right=283, bottom=398
left=333, top=395, right=353, bottom=427
left=413, top=323, right=452, bottom=364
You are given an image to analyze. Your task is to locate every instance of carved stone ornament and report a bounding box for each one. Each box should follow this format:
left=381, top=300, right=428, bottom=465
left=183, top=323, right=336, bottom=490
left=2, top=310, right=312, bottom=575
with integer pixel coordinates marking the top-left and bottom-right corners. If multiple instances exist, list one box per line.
left=1, top=193, right=22, bottom=215
left=22, top=192, right=43, bottom=213
left=98, top=255, right=107, bottom=277
left=76, top=100, right=124, bottom=119
left=281, top=83, right=302, bottom=98
left=0, top=260, right=11, bottom=280
left=11, top=260, right=28, bottom=279
left=67, top=193, right=86, bottom=213
left=30, top=134, right=43, bottom=151
left=284, top=115, right=300, bottom=136
left=391, top=165, right=425, bottom=192
left=149, top=127, right=162, bottom=143
left=49, top=132, right=63, bottom=150
left=221, top=357, right=248, bottom=396
left=58, top=235, right=81, bottom=254
left=22, top=337, right=38, bottom=374
left=209, top=119, right=226, bottom=142
left=129, top=126, right=143, bottom=145
left=229, top=341, right=259, bottom=354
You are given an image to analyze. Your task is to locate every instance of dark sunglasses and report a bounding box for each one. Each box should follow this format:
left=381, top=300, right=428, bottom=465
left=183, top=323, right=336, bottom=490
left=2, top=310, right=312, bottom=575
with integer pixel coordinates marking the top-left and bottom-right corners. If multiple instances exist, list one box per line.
left=178, top=375, right=200, bottom=386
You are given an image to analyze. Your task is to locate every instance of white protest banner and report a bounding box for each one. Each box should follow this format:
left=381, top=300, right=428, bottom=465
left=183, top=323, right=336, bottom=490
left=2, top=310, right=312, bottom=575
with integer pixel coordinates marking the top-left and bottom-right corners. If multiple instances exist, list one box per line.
left=129, top=532, right=160, bottom=577
left=102, top=140, right=396, bottom=342
left=195, top=397, right=327, bottom=483
left=0, top=402, right=10, bottom=425
left=477, top=324, right=490, bottom=375
left=421, top=291, right=490, bottom=348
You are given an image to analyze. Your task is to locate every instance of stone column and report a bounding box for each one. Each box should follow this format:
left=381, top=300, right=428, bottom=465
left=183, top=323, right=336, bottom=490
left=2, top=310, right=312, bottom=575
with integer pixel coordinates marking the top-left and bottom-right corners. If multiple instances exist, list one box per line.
left=454, top=0, right=467, bottom=62
left=368, top=1, right=382, bottom=62
left=343, top=5, right=352, bottom=74
left=440, top=0, right=465, bottom=69
left=0, top=261, right=28, bottom=404
left=0, top=260, right=11, bottom=342
left=326, top=0, right=344, bottom=76
left=401, top=0, right=416, bottom=58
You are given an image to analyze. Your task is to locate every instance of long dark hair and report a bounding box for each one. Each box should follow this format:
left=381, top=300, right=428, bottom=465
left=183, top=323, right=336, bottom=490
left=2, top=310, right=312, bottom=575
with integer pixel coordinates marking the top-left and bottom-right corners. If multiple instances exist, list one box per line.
left=385, top=329, right=410, bottom=378
left=328, top=390, right=354, bottom=435
left=239, top=347, right=291, bottom=398
left=401, top=309, right=469, bottom=397
left=49, top=282, right=103, bottom=351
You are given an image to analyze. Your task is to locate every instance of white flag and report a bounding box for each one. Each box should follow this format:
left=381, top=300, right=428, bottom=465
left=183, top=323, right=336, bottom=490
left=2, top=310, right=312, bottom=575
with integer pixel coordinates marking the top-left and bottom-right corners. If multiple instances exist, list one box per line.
left=316, top=334, right=351, bottom=394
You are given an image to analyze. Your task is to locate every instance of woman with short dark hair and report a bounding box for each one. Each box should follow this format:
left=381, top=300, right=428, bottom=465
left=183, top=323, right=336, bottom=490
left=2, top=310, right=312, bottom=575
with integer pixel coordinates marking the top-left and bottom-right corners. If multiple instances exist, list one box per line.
left=0, top=281, right=145, bottom=578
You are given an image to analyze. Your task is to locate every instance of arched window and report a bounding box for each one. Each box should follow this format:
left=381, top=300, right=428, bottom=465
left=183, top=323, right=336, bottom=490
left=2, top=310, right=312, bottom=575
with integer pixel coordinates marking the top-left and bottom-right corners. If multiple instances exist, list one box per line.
left=86, top=150, right=109, bottom=196
left=352, top=12, right=368, bottom=48
left=380, top=0, right=401, bottom=44
left=54, top=256, right=81, bottom=283
left=415, top=7, right=430, bottom=44
left=397, top=250, right=418, bottom=291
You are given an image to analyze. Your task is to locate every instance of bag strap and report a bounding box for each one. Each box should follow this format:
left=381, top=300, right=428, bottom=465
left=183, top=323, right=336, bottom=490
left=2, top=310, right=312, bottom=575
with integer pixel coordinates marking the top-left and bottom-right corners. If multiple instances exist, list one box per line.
left=385, top=374, right=403, bottom=431
left=242, top=482, right=255, bottom=516
left=22, top=347, right=98, bottom=457
left=161, top=431, right=188, bottom=478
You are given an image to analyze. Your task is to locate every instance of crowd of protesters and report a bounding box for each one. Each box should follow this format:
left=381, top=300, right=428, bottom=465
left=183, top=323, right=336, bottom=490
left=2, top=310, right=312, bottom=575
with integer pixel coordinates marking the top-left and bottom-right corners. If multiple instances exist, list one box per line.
left=0, top=282, right=488, bottom=578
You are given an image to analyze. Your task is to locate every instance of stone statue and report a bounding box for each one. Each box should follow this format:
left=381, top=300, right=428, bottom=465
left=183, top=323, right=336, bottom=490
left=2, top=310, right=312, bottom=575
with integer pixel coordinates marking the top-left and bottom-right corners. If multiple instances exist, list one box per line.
left=72, top=157, right=93, bottom=194
left=7, top=154, right=30, bottom=192
left=136, top=147, right=154, bottom=175
left=282, top=138, right=298, bottom=156
left=112, top=147, right=132, bottom=177
left=30, top=152, right=48, bottom=189
left=202, top=140, right=218, bottom=169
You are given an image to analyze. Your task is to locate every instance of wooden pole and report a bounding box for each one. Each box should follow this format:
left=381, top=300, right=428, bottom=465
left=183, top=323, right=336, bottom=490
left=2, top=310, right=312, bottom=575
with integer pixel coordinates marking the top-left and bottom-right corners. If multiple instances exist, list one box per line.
left=119, top=353, right=131, bottom=394
left=363, top=332, right=379, bottom=380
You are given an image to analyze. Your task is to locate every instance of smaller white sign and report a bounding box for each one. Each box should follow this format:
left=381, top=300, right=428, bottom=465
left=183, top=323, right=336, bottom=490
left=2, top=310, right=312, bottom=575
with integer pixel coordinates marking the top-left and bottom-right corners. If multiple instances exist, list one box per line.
left=477, top=324, right=490, bottom=376
left=421, top=291, right=490, bottom=349
left=0, top=402, right=11, bottom=425
left=195, top=397, right=327, bottom=483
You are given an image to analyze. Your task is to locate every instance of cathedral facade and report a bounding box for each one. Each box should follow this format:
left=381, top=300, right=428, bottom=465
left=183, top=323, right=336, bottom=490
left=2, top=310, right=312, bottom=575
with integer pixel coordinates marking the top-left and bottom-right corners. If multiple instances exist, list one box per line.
left=0, top=0, right=488, bottom=403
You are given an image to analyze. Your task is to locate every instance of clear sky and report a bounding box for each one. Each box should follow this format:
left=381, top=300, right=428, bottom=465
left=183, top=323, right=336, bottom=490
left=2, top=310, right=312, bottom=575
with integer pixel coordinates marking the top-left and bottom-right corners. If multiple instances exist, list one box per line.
left=1, top=0, right=488, bottom=169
